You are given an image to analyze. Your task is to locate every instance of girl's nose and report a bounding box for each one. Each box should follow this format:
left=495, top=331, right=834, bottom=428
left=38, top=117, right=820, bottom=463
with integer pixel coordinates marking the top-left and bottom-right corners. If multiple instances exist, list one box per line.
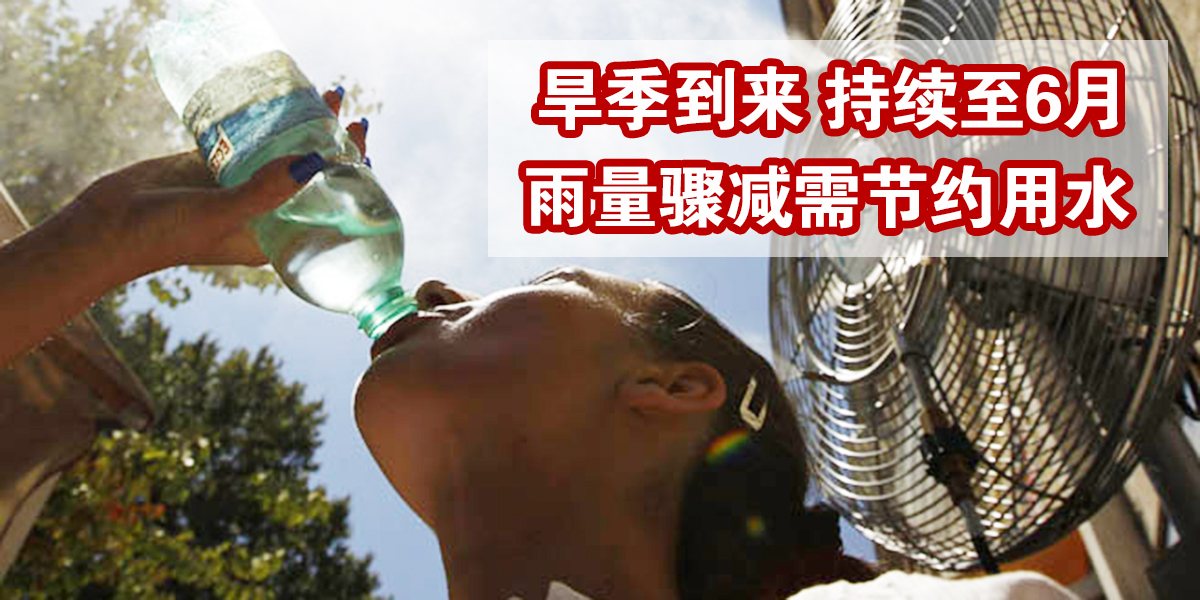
left=414, top=280, right=479, bottom=310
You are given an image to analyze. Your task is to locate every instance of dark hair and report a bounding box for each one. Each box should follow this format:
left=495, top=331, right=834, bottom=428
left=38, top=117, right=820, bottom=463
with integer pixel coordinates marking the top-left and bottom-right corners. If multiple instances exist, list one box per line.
left=630, top=284, right=876, bottom=600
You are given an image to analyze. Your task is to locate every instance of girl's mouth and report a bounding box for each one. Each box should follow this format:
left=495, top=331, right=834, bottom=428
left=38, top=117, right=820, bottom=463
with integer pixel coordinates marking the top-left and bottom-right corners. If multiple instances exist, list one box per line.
left=370, top=313, right=438, bottom=359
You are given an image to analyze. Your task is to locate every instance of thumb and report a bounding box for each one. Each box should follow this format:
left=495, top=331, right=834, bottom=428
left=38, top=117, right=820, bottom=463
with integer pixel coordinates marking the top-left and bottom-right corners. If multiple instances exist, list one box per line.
left=221, top=152, right=326, bottom=218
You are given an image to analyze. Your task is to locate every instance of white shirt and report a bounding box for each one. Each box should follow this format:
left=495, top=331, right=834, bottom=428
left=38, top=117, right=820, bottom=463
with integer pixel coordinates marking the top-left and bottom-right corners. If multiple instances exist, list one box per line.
left=511, top=581, right=592, bottom=600
left=516, top=571, right=1080, bottom=600
left=789, top=571, right=1081, bottom=600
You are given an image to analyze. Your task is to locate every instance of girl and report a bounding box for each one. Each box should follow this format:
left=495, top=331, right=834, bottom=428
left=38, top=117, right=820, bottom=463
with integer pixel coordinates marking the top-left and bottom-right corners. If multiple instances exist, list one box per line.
left=0, top=90, right=1076, bottom=600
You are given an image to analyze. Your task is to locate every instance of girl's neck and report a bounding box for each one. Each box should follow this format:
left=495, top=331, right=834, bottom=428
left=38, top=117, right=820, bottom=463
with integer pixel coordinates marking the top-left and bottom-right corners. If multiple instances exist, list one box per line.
left=436, top=473, right=681, bottom=600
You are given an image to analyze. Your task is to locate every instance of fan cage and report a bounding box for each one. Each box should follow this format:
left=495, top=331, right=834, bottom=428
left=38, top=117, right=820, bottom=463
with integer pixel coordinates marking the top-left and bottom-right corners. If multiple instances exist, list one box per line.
left=770, top=0, right=1200, bottom=570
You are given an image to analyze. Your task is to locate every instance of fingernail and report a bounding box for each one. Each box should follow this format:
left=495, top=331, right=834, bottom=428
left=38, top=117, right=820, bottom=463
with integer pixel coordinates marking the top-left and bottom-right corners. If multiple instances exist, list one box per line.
left=360, top=117, right=369, bottom=133
left=364, top=156, right=372, bottom=168
left=335, top=85, right=345, bottom=99
left=289, top=152, right=326, bottom=184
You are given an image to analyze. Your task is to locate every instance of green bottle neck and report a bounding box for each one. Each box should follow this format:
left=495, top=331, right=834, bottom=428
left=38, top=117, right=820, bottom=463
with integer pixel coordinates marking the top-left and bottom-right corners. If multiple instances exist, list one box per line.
left=354, top=286, right=418, bottom=339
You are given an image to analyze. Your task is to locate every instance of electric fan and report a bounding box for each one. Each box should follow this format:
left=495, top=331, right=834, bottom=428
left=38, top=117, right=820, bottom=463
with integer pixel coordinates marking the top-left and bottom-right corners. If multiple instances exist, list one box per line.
left=770, top=0, right=1200, bottom=571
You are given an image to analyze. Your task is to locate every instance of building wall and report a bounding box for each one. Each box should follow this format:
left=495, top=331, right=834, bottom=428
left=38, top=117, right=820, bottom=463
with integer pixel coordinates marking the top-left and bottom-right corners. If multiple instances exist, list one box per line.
left=1162, top=1, right=1200, bottom=71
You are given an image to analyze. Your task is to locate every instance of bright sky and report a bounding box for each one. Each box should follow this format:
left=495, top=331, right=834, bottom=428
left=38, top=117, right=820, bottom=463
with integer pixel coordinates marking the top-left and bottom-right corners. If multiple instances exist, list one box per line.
left=68, top=0, right=874, bottom=597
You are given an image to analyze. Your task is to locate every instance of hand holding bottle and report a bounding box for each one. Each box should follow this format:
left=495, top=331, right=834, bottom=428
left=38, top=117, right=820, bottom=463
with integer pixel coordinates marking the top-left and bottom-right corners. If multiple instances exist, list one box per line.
left=0, top=89, right=368, bottom=367
left=148, top=0, right=413, bottom=337
left=78, top=88, right=368, bottom=275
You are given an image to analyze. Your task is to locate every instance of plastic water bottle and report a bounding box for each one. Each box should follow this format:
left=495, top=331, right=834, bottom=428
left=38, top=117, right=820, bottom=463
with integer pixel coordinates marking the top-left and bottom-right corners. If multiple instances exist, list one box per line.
left=147, top=0, right=416, bottom=338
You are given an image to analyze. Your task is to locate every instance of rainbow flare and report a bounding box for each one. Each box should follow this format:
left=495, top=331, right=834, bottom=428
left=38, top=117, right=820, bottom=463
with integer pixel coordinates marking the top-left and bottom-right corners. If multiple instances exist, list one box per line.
left=705, top=428, right=750, bottom=465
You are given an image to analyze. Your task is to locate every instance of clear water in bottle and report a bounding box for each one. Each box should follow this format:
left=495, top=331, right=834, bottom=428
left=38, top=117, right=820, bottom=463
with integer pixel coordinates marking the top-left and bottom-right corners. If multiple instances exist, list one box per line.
left=147, top=0, right=415, bottom=338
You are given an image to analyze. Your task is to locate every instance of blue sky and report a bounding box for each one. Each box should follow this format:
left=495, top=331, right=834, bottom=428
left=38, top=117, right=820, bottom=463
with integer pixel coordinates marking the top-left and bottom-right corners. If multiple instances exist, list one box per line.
left=67, top=0, right=875, bottom=597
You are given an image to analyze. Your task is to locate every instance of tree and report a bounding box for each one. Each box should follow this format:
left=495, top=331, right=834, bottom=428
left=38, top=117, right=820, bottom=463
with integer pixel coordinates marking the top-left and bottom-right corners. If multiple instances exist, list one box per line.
left=0, top=0, right=180, bottom=225
left=2, top=429, right=284, bottom=600
left=0, top=0, right=380, bottom=296
left=1, top=291, right=389, bottom=600
left=1, top=2, right=392, bottom=596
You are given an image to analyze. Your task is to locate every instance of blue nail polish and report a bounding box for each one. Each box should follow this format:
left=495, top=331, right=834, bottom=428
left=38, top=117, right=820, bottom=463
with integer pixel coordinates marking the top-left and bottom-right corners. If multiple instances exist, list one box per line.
left=360, top=117, right=369, bottom=133
left=364, top=156, right=372, bottom=168
left=335, top=85, right=345, bottom=99
left=289, top=152, right=326, bottom=184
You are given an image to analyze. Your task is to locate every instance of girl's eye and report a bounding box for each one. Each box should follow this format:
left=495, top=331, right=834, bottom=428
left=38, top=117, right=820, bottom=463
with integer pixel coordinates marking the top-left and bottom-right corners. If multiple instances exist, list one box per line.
left=525, top=275, right=564, bottom=287
left=524, top=270, right=569, bottom=286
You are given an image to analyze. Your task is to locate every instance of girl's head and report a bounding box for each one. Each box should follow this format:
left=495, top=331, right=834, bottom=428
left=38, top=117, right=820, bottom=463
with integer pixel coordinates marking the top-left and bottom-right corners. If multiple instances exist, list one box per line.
left=354, top=266, right=872, bottom=599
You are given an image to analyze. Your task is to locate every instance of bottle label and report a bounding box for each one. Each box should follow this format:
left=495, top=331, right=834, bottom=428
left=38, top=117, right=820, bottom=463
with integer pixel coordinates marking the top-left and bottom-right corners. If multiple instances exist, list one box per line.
left=207, top=125, right=236, bottom=175
left=182, top=51, right=333, bottom=181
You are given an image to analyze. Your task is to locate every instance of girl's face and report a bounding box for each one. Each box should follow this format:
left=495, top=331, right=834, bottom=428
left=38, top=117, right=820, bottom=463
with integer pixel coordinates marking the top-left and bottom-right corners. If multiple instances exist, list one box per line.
left=354, top=267, right=656, bottom=521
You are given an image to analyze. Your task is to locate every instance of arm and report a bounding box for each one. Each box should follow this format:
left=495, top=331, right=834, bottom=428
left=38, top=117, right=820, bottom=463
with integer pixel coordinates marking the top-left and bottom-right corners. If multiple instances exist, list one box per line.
left=0, top=193, right=138, bottom=367
left=0, top=152, right=316, bottom=367
left=0, top=88, right=367, bottom=368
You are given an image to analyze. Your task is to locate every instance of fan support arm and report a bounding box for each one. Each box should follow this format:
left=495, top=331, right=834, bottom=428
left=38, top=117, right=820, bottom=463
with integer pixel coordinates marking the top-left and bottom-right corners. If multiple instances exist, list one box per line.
left=892, top=326, right=1001, bottom=574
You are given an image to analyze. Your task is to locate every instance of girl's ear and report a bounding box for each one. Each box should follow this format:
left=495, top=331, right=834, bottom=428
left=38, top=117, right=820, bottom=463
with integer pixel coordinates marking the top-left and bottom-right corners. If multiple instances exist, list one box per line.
left=619, top=362, right=725, bottom=417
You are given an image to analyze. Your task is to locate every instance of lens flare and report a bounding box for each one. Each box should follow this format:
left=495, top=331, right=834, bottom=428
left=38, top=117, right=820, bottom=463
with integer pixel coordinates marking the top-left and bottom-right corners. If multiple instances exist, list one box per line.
left=705, top=428, right=750, bottom=465
left=746, top=514, right=766, bottom=539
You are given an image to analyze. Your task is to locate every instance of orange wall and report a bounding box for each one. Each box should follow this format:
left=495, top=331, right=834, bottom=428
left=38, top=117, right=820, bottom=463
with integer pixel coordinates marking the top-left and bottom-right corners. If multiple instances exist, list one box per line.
left=1001, top=531, right=1091, bottom=587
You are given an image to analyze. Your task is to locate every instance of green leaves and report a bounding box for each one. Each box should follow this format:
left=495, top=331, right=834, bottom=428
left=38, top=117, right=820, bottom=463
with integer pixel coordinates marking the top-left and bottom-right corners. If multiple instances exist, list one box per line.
left=0, top=429, right=267, bottom=600
left=2, top=3, right=390, bottom=591
left=1, top=0, right=374, bottom=296
left=146, top=275, right=193, bottom=307
left=3, top=295, right=387, bottom=599
left=0, top=0, right=182, bottom=224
